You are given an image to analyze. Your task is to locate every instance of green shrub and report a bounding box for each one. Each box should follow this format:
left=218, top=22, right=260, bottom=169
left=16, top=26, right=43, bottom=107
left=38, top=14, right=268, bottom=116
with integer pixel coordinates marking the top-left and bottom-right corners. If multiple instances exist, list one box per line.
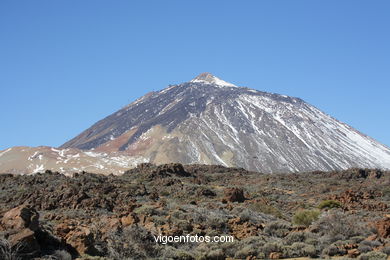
left=318, top=200, right=342, bottom=209
left=133, top=204, right=160, bottom=216
left=292, top=210, right=320, bottom=227
left=249, top=202, right=283, bottom=218
left=160, top=190, right=170, bottom=197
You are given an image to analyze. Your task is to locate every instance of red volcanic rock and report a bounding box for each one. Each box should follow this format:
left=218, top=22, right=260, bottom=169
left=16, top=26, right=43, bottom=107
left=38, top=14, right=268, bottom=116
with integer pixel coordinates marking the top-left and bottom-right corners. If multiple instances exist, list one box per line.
left=224, top=188, right=246, bottom=203
left=121, top=213, right=139, bottom=226
left=347, top=248, right=360, bottom=258
left=228, top=217, right=263, bottom=239
left=329, top=190, right=388, bottom=211
left=2, top=205, right=39, bottom=231
left=374, top=215, right=390, bottom=238
left=55, top=221, right=98, bottom=255
left=269, top=252, right=281, bottom=259
left=8, top=228, right=40, bottom=254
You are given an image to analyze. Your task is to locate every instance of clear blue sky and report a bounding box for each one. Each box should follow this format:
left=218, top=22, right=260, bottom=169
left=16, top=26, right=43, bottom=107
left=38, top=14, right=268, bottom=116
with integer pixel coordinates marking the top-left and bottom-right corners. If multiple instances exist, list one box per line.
left=1, top=1, right=389, bottom=150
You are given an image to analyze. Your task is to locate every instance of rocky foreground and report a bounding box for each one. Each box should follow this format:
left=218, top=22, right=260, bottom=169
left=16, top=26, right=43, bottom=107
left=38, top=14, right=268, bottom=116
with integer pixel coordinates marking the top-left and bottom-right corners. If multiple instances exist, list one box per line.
left=0, top=164, right=389, bottom=259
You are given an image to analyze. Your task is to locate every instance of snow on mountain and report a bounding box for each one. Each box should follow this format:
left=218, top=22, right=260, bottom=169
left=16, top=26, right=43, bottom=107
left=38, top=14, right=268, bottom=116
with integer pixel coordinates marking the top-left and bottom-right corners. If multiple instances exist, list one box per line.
left=190, top=72, right=237, bottom=88
left=57, top=73, right=390, bottom=173
left=0, top=146, right=147, bottom=175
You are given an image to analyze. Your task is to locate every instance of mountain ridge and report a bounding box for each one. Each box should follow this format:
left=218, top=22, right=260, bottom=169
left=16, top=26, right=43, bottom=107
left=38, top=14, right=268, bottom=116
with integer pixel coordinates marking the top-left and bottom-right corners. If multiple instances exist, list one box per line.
left=58, top=73, right=390, bottom=173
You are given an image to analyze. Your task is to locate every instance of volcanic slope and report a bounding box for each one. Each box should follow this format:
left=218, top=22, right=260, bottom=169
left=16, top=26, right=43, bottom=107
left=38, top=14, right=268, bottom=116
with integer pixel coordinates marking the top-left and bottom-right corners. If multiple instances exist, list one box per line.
left=60, top=73, right=390, bottom=173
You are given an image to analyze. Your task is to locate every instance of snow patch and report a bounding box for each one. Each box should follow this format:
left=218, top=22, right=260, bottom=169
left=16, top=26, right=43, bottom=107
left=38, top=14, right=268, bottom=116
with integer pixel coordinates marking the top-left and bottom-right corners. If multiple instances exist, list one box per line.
left=33, top=164, right=45, bottom=173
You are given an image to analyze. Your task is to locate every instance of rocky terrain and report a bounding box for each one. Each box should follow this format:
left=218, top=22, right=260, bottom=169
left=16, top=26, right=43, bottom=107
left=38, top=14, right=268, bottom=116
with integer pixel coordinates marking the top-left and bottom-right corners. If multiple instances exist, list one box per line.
left=0, top=165, right=389, bottom=259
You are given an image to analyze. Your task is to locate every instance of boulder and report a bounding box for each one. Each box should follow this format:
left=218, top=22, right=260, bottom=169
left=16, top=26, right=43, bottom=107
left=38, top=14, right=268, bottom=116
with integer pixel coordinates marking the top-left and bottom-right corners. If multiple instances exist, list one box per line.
left=120, top=213, right=139, bottom=226
left=155, top=163, right=191, bottom=177
left=2, top=205, right=39, bottom=231
left=224, top=188, right=246, bottom=203
left=347, top=248, right=360, bottom=258
left=374, top=215, right=390, bottom=238
left=1, top=206, right=41, bottom=258
left=55, top=222, right=98, bottom=255
left=65, top=227, right=96, bottom=255
left=8, top=228, right=40, bottom=252
left=269, top=252, right=281, bottom=259
left=197, top=187, right=216, bottom=197
left=228, top=217, right=263, bottom=239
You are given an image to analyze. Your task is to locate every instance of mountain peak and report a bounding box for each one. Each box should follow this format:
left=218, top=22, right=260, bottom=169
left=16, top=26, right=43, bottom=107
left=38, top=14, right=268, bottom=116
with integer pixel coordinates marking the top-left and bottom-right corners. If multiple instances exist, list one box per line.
left=190, top=72, right=237, bottom=87
left=192, top=72, right=216, bottom=82
left=58, top=73, right=390, bottom=174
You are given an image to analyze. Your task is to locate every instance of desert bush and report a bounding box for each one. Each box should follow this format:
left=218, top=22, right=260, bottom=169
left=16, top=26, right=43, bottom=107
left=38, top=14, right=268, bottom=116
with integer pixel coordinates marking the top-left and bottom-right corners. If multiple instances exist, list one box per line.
left=238, top=208, right=255, bottom=222
left=322, top=243, right=346, bottom=257
left=160, top=190, right=171, bottom=197
left=240, top=236, right=266, bottom=247
left=208, top=217, right=227, bottom=232
left=350, top=236, right=366, bottom=244
left=256, top=251, right=266, bottom=259
left=284, top=231, right=317, bottom=245
left=382, top=186, right=390, bottom=200
left=159, top=246, right=186, bottom=260
left=0, top=239, right=18, bottom=260
left=48, top=250, right=72, bottom=260
left=231, top=206, right=273, bottom=222
left=292, top=209, right=320, bottom=227
left=358, top=240, right=381, bottom=253
left=228, top=236, right=265, bottom=258
left=282, top=242, right=317, bottom=258
left=199, top=248, right=225, bottom=260
left=358, top=251, right=387, bottom=260
left=0, top=238, right=25, bottom=260
left=318, top=200, right=342, bottom=209
left=75, top=256, right=108, bottom=260
left=305, top=237, right=320, bottom=247
left=381, top=246, right=390, bottom=256
left=171, top=250, right=195, bottom=260
left=133, top=204, right=161, bottom=216
left=284, top=232, right=303, bottom=245
left=234, top=245, right=257, bottom=259
left=261, top=242, right=283, bottom=256
left=358, top=245, right=373, bottom=253
left=248, top=202, right=283, bottom=218
left=264, top=221, right=291, bottom=237
left=106, top=225, right=159, bottom=259
left=360, top=240, right=382, bottom=248
left=150, top=215, right=167, bottom=226
left=313, top=210, right=367, bottom=240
